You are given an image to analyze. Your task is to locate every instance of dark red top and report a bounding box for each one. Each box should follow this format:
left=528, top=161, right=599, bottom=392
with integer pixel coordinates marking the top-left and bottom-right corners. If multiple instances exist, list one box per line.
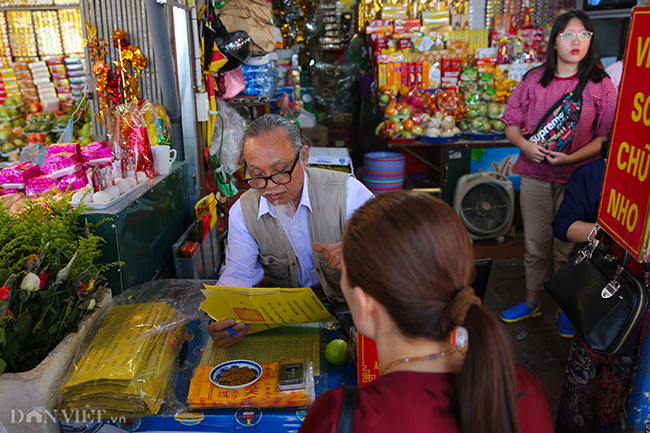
left=299, top=364, right=554, bottom=433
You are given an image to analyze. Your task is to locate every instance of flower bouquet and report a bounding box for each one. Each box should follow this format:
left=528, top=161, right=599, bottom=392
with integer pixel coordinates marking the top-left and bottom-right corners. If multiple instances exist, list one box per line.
left=0, top=193, right=113, bottom=374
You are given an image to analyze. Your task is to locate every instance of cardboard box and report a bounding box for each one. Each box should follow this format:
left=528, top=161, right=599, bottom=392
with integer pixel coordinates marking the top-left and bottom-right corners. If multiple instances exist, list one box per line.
left=303, top=125, right=328, bottom=147
left=308, top=147, right=354, bottom=174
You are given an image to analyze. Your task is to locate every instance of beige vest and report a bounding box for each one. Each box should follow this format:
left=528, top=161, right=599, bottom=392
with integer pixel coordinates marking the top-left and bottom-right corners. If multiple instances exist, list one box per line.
left=240, top=167, right=350, bottom=297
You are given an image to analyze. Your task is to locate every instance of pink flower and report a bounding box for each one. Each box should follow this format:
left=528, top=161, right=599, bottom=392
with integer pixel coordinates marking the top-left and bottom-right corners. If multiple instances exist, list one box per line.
left=0, top=285, right=9, bottom=300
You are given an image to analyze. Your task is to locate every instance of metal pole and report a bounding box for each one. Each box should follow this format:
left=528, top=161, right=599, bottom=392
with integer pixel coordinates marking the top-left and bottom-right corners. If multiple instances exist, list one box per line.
left=143, top=0, right=183, bottom=158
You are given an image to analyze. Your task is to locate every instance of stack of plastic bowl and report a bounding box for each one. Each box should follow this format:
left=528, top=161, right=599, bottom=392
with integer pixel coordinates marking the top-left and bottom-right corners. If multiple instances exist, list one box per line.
left=363, top=151, right=406, bottom=193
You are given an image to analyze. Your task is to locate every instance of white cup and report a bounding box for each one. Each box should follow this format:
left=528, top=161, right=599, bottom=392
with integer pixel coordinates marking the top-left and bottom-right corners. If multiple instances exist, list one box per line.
left=151, top=145, right=177, bottom=175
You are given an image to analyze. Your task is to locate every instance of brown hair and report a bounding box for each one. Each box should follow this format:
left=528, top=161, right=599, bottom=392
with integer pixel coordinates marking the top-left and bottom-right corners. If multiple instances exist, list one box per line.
left=343, top=191, right=520, bottom=433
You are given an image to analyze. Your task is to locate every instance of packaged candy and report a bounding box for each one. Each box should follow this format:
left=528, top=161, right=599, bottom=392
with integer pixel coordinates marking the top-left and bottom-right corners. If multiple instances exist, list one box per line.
left=47, top=142, right=81, bottom=156
left=42, top=151, right=83, bottom=179
left=0, top=161, right=42, bottom=186
left=25, top=175, right=56, bottom=196
left=81, top=141, right=114, bottom=165
left=57, top=170, right=89, bottom=192
left=0, top=188, right=20, bottom=196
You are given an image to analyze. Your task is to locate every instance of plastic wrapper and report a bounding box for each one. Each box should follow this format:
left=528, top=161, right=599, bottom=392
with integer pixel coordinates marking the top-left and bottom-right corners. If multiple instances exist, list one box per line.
left=25, top=175, right=56, bottom=196
left=140, top=101, right=172, bottom=148
left=57, top=280, right=207, bottom=421
left=209, top=99, right=246, bottom=176
left=53, top=115, right=72, bottom=130
left=111, top=102, right=155, bottom=178
left=0, top=188, right=20, bottom=196
left=42, top=151, right=83, bottom=178
left=222, top=68, right=246, bottom=99
left=28, top=112, right=55, bottom=124
left=47, top=142, right=81, bottom=156
left=310, top=62, right=359, bottom=123
left=24, top=122, right=52, bottom=134
left=58, top=170, right=89, bottom=192
left=0, top=161, right=41, bottom=185
left=81, top=141, right=114, bottom=164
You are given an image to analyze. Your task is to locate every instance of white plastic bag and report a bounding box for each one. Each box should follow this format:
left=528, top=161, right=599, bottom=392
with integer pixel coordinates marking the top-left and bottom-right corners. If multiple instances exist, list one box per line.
left=210, top=99, right=246, bottom=177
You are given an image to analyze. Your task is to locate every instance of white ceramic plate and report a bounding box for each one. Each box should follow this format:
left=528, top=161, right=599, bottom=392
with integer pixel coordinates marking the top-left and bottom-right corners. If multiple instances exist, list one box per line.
left=209, top=360, right=263, bottom=390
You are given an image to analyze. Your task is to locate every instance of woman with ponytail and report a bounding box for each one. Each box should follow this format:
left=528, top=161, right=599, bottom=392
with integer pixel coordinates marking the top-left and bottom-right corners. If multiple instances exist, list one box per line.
left=299, top=191, right=553, bottom=433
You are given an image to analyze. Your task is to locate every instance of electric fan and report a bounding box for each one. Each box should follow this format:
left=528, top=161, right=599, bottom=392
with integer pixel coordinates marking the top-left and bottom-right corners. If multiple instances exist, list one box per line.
left=453, top=171, right=515, bottom=243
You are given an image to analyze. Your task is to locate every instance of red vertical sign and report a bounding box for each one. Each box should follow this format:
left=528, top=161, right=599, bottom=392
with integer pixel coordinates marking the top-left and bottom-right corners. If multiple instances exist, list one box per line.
left=597, top=7, right=650, bottom=261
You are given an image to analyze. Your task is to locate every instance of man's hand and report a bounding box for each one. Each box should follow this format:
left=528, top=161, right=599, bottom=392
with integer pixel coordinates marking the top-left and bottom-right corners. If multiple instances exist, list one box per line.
left=207, top=318, right=251, bottom=348
left=545, top=151, right=572, bottom=166
left=312, top=241, right=342, bottom=271
left=522, top=141, right=550, bottom=163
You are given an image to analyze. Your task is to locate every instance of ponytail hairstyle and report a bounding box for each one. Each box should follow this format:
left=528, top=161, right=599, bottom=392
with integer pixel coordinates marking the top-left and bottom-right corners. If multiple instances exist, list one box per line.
left=540, top=9, right=608, bottom=87
left=343, top=191, right=520, bottom=433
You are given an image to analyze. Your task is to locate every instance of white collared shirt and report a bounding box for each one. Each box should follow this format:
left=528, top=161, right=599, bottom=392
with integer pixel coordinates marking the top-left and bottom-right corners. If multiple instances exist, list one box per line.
left=217, top=175, right=374, bottom=288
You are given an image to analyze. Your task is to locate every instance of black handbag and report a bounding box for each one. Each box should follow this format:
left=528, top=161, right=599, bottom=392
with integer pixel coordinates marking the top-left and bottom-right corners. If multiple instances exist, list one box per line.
left=544, top=229, right=649, bottom=356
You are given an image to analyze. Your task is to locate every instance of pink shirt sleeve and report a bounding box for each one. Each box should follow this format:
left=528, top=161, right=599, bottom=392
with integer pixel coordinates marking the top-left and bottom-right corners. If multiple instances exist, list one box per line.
left=593, top=77, right=617, bottom=138
left=501, top=72, right=534, bottom=130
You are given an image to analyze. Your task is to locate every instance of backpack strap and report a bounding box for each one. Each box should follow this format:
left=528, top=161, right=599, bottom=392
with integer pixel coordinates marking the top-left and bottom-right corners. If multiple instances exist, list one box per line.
left=336, top=386, right=359, bottom=433
left=527, top=78, right=588, bottom=139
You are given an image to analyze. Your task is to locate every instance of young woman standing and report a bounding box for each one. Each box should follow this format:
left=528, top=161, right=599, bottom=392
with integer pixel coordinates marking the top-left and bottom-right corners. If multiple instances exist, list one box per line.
left=499, top=9, right=617, bottom=338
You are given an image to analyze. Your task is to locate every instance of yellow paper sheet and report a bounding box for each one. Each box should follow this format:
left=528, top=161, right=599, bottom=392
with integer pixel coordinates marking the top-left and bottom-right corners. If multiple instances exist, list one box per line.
left=187, top=363, right=312, bottom=409
left=200, top=285, right=336, bottom=333
left=199, top=333, right=321, bottom=376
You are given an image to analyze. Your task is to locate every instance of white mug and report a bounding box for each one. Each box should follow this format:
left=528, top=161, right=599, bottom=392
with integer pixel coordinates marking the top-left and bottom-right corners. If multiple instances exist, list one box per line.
left=151, top=145, right=177, bottom=175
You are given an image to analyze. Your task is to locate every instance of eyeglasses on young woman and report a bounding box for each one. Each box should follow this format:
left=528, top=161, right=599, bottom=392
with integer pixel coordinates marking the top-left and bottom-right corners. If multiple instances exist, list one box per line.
left=558, top=31, right=593, bottom=43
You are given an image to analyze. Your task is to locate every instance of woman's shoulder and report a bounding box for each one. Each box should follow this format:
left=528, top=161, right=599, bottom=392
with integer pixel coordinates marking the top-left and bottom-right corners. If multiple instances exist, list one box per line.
left=520, top=66, right=545, bottom=85
left=515, top=364, right=555, bottom=433
left=585, top=73, right=616, bottom=98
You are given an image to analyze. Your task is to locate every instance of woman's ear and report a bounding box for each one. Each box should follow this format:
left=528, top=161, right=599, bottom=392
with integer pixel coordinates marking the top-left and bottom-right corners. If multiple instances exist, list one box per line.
left=352, top=286, right=384, bottom=339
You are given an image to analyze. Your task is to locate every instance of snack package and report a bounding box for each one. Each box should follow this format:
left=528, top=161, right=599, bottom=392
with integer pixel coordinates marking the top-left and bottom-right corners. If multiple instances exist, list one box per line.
left=57, top=170, right=89, bottom=192
left=81, top=141, right=114, bottom=165
left=47, top=142, right=81, bottom=156
left=25, top=175, right=56, bottom=196
left=0, top=161, right=42, bottom=186
left=0, top=188, right=20, bottom=196
left=42, top=151, right=83, bottom=179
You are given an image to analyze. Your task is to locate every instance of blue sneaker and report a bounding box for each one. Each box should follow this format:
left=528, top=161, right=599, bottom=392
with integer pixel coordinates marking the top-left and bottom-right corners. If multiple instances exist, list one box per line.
left=499, top=303, right=542, bottom=323
left=557, top=310, right=575, bottom=338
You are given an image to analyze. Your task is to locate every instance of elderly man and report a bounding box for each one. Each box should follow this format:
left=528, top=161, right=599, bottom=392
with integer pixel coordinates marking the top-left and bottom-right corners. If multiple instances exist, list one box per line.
left=208, top=114, right=374, bottom=347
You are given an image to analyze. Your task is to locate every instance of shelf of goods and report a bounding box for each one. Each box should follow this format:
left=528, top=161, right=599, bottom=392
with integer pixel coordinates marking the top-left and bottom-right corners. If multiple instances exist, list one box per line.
left=83, top=162, right=193, bottom=295
left=0, top=1, right=85, bottom=109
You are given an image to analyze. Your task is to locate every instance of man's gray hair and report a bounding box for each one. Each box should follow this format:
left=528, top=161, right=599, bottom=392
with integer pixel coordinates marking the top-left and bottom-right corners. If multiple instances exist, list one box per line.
left=241, top=114, right=311, bottom=165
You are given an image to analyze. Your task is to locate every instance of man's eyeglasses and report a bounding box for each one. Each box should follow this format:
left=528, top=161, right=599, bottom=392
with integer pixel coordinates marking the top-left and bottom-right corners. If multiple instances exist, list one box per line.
left=559, top=31, right=593, bottom=43
left=243, top=151, right=302, bottom=189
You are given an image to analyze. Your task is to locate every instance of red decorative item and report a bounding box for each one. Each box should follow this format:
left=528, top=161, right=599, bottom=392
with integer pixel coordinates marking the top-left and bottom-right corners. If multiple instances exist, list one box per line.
left=129, top=126, right=155, bottom=178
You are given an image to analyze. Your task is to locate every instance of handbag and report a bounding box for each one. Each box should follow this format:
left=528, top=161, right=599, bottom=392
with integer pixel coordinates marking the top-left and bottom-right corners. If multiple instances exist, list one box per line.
left=543, top=227, right=649, bottom=356
left=524, top=78, right=587, bottom=152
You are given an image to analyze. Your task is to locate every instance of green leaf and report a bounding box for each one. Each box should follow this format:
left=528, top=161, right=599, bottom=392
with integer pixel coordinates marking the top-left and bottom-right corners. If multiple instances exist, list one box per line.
left=0, top=326, right=4, bottom=344
left=14, top=314, right=32, bottom=335
left=0, top=357, right=6, bottom=374
left=48, top=320, right=61, bottom=335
